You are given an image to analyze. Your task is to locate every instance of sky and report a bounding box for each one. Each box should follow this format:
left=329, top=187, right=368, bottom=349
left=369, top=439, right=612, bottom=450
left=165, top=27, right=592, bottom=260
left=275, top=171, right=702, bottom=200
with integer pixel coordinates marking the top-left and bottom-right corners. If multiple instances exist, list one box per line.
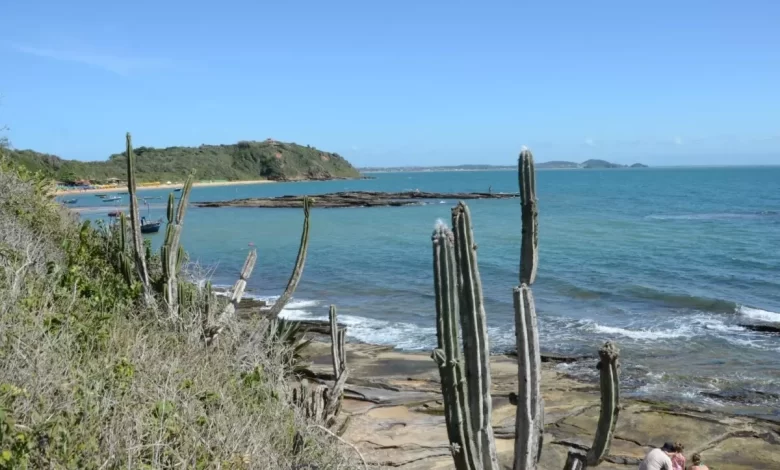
left=1, top=0, right=779, bottom=167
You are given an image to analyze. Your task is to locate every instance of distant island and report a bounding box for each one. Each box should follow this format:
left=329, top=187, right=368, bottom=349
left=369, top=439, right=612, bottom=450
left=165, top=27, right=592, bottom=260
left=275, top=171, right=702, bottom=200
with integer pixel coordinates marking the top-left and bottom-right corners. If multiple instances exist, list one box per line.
left=4, top=139, right=361, bottom=184
left=360, top=160, right=648, bottom=172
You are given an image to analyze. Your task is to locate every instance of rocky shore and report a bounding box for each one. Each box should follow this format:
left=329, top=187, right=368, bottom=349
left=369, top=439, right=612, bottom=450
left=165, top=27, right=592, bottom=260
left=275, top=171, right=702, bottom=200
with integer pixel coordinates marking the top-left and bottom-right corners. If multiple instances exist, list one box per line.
left=300, top=340, right=780, bottom=469
left=195, top=190, right=519, bottom=209
left=234, top=300, right=780, bottom=469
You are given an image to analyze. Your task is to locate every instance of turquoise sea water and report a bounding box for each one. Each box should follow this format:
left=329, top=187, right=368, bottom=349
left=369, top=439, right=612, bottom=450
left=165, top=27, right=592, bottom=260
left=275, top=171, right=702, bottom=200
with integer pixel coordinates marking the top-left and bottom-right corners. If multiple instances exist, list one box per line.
left=71, top=167, right=780, bottom=418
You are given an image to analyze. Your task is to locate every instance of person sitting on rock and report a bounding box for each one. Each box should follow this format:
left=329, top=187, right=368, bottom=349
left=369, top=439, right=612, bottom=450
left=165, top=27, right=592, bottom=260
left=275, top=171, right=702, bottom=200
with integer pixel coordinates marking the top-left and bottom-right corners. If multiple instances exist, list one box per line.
left=670, top=442, right=685, bottom=470
left=689, top=452, right=708, bottom=470
left=639, top=442, right=674, bottom=470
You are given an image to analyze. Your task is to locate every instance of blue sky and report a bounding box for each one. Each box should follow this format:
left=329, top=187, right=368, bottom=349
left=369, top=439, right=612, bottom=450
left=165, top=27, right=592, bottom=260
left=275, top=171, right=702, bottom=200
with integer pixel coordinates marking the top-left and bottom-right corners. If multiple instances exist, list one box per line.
left=1, top=0, right=779, bottom=166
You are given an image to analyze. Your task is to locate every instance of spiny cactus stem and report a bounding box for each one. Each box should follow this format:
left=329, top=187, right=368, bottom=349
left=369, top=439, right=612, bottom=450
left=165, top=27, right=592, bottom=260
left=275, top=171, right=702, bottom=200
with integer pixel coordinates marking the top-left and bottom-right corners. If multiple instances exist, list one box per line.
left=512, top=285, right=544, bottom=470
left=205, top=249, right=257, bottom=345
left=518, top=149, right=539, bottom=285
left=125, top=132, right=152, bottom=303
left=451, top=202, right=499, bottom=470
left=432, top=225, right=478, bottom=470
left=162, top=172, right=194, bottom=318
left=585, top=341, right=620, bottom=466
left=324, top=305, right=348, bottom=422
left=266, top=197, right=311, bottom=318
left=329, top=305, right=346, bottom=378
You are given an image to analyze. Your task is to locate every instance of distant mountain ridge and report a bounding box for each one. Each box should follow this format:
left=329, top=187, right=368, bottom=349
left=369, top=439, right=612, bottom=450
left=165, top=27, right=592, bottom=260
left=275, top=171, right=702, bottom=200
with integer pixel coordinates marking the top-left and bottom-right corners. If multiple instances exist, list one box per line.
left=360, top=160, right=648, bottom=172
left=2, top=139, right=361, bottom=183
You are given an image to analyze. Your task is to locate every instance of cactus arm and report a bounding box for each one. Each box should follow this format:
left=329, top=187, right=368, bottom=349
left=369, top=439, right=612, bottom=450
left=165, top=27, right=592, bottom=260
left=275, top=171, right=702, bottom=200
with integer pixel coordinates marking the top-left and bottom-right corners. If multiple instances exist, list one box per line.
left=205, top=249, right=257, bottom=345
left=117, top=212, right=134, bottom=287
left=432, top=225, right=478, bottom=470
left=161, top=172, right=194, bottom=318
left=451, top=203, right=500, bottom=470
left=512, top=286, right=544, bottom=470
left=125, top=132, right=152, bottom=302
left=513, top=148, right=544, bottom=470
left=266, top=196, right=311, bottom=318
left=324, top=305, right=348, bottom=424
left=585, top=342, right=620, bottom=466
left=519, top=148, right=539, bottom=285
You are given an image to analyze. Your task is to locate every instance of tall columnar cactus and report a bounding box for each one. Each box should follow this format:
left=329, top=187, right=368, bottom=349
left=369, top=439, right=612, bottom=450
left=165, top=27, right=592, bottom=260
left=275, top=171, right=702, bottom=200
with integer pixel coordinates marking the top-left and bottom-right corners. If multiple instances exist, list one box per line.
left=324, top=305, right=348, bottom=422
left=432, top=148, right=620, bottom=470
left=161, top=173, right=194, bottom=318
left=586, top=341, right=620, bottom=466
left=205, top=249, right=258, bottom=345
left=266, top=197, right=311, bottom=318
left=117, top=212, right=134, bottom=287
left=292, top=305, right=349, bottom=428
left=564, top=342, right=621, bottom=469
left=432, top=225, right=478, bottom=470
left=125, top=133, right=152, bottom=303
left=451, top=203, right=500, bottom=470
left=513, top=149, right=544, bottom=470
left=431, top=206, right=500, bottom=470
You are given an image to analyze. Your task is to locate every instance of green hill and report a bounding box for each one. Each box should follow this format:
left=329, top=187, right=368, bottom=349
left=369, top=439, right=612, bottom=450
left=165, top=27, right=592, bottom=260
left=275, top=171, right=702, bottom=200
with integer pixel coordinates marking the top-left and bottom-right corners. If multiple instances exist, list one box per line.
left=580, top=159, right=624, bottom=169
left=3, top=139, right=361, bottom=183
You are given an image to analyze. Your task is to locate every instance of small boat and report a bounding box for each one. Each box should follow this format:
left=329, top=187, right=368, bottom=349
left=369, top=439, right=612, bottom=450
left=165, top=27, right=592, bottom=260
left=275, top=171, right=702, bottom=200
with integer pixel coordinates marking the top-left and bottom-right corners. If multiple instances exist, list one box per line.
left=107, top=210, right=123, bottom=217
left=140, top=218, right=162, bottom=233
left=174, top=188, right=182, bottom=192
left=95, top=194, right=107, bottom=198
left=140, top=199, right=162, bottom=234
left=103, top=196, right=121, bottom=202
left=62, top=198, right=78, bottom=204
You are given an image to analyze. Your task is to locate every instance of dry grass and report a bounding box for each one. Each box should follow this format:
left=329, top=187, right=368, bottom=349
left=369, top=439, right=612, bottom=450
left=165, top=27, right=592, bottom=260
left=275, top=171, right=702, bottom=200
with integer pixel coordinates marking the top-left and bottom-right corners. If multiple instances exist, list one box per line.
left=0, top=161, right=357, bottom=469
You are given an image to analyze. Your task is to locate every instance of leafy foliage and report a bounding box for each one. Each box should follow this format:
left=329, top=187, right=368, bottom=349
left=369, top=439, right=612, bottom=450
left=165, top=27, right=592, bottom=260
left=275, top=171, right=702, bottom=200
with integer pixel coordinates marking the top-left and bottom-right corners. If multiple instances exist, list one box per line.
left=4, top=140, right=361, bottom=183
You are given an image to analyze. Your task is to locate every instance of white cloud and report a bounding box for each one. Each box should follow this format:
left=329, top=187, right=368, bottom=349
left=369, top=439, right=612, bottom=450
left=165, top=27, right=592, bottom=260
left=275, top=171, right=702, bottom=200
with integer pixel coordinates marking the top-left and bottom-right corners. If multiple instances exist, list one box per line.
left=11, top=43, right=170, bottom=76
left=351, top=145, right=359, bottom=151
left=673, top=136, right=684, bottom=145
left=584, top=137, right=595, bottom=147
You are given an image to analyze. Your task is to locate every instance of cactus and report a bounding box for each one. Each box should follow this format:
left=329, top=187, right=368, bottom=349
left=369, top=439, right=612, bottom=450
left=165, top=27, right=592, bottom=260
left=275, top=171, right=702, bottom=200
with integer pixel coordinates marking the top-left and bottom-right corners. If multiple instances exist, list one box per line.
left=432, top=148, right=620, bottom=470
left=562, top=342, right=621, bottom=470
left=451, top=203, right=500, bottom=470
left=125, top=133, right=152, bottom=304
left=585, top=342, right=620, bottom=465
left=205, top=249, right=258, bottom=345
left=324, top=305, right=348, bottom=424
left=117, top=212, right=134, bottom=287
left=266, top=196, right=311, bottom=318
left=432, top=224, right=478, bottom=470
left=292, top=305, right=348, bottom=429
left=161, top=173, right=194, bottom=318
left=513, top=149, right=544, bottom=470
left=431, top=207, right=499, bottom=470
left=519, top=148, right=539, bottom=285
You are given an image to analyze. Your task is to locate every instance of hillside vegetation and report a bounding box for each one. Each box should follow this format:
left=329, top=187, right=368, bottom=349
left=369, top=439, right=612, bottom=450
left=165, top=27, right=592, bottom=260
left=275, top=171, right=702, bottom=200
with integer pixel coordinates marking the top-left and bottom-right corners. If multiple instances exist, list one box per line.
left=5, top=139, right=361, bottom=183
left=0, top=148, right=356, bottom=468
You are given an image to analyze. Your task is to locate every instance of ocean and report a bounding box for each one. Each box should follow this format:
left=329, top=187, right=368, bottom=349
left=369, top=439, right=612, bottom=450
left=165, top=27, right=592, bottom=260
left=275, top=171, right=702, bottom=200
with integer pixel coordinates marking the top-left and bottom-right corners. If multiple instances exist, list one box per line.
left=71, top=166, right=780, bottom=419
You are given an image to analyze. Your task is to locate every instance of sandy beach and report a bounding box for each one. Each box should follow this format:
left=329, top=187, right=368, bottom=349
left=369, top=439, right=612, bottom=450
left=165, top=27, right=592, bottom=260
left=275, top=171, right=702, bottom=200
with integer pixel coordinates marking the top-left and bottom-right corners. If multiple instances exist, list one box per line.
left=54, top=179, right=274, bottom=196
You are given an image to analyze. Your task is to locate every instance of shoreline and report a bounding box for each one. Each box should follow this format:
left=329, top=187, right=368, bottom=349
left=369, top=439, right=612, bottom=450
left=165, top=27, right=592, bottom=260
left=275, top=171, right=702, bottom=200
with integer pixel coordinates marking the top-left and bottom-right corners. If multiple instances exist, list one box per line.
left=299, top=337, right=780, bottom=469
left=54, top=179, right=274, bottom=196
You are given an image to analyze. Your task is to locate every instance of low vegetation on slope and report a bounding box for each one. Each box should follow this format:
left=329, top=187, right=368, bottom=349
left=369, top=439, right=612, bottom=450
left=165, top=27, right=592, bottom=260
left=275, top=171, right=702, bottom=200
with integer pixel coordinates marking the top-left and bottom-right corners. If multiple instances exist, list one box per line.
left=0, top=151, right=355, bottom=468
left=5, top=139, right=361, bottom=183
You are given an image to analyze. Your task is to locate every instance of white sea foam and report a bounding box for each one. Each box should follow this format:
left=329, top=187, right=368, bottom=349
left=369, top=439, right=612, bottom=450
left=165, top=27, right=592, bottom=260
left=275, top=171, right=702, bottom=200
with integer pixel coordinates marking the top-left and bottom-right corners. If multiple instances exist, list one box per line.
left=690, top=315, right=746, bottom=333
left=275, top=299, right=437, bottom=350
left=739, top=306, right=780, bottom=323
left=586, top=323, right=692, bottom=340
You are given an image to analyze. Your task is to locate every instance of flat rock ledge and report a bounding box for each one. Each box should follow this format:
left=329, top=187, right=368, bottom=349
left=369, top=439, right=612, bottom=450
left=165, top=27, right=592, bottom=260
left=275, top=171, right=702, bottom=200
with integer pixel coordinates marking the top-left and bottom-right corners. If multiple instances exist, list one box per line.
left=300, top=340, right=780, bottom=469
left=195, top=190, right=519, bottom=208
